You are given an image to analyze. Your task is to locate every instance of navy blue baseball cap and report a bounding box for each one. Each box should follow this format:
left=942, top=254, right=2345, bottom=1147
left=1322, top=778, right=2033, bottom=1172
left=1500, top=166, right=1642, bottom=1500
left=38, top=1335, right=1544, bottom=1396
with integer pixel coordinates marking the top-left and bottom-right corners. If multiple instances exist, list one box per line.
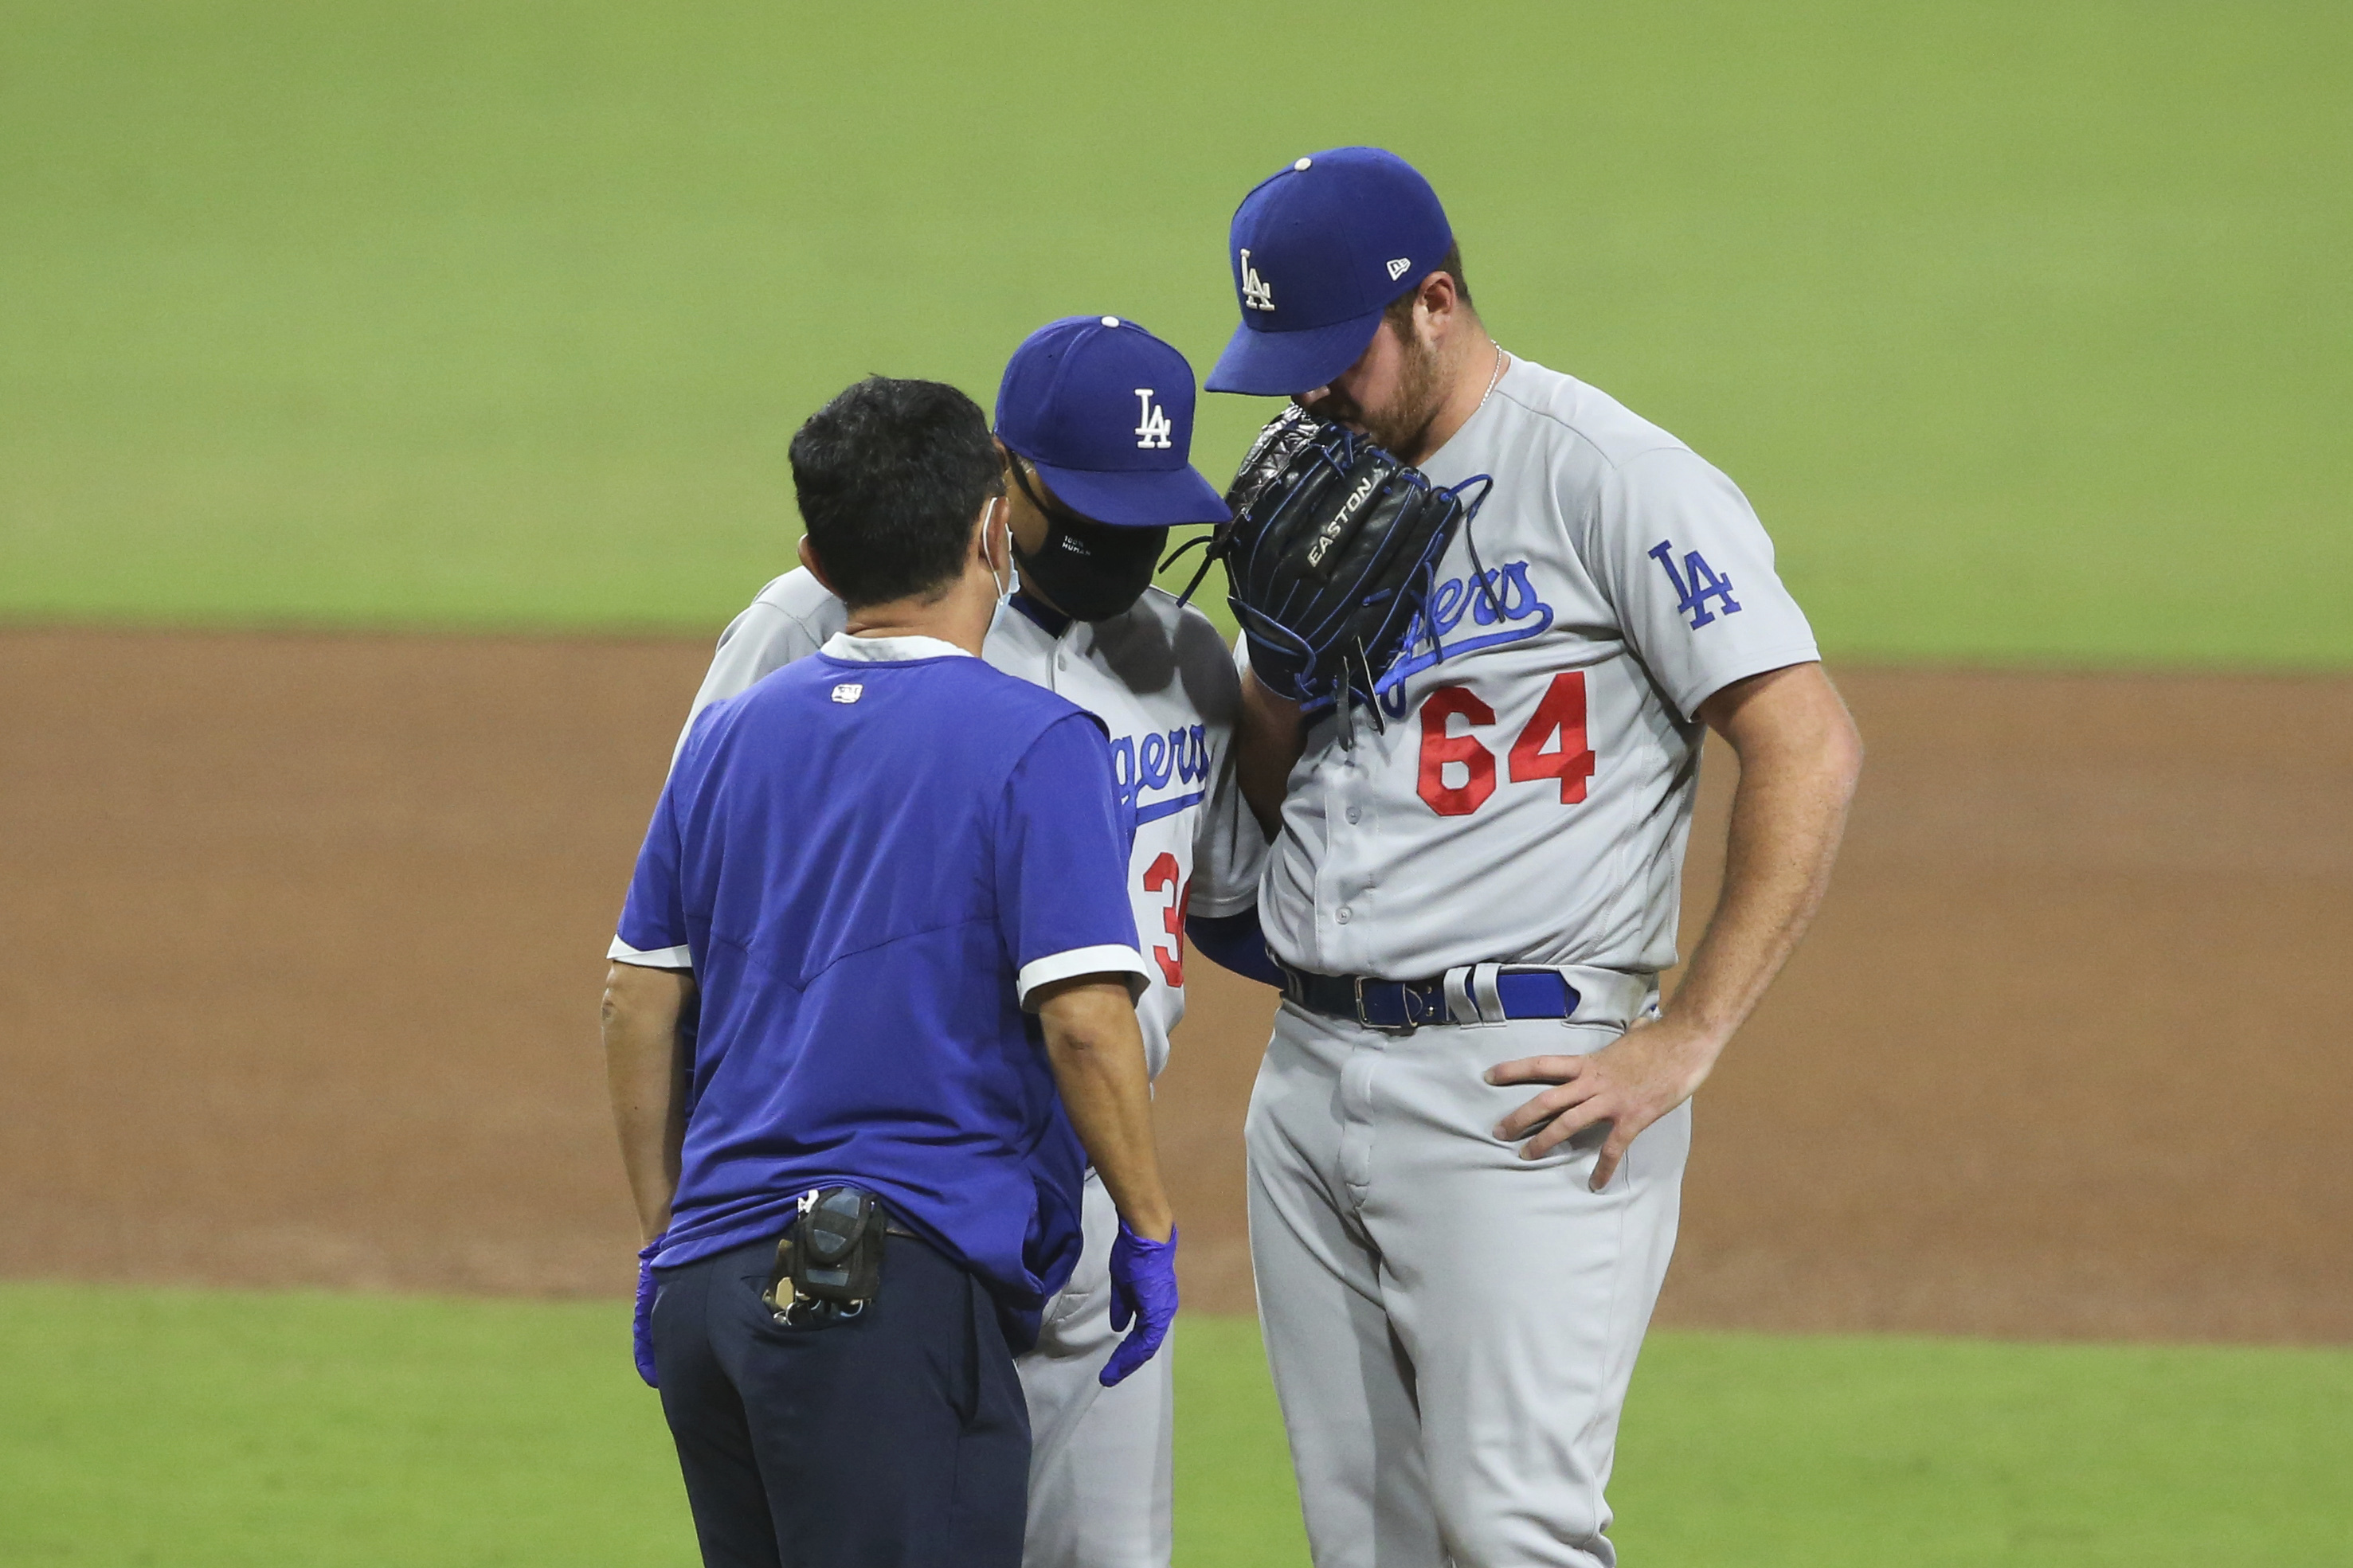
left=994, top=315, right=1230, bottom=527
left=1205, top=147, right=1454, bottom=397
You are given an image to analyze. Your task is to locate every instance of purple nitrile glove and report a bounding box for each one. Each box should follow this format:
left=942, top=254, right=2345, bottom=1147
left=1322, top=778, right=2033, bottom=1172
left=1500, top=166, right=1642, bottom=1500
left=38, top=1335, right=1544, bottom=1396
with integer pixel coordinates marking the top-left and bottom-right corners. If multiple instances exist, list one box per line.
left=632, top=1241, right=664, bottom=1389
left=1100, top=1220, right=1179, bottom=1388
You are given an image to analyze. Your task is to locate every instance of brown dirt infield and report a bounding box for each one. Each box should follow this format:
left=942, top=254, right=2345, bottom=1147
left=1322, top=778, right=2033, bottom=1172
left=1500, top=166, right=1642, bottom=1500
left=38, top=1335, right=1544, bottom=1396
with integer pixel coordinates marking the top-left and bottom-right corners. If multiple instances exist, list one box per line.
left=3, top=628, right=2347, bottom=1342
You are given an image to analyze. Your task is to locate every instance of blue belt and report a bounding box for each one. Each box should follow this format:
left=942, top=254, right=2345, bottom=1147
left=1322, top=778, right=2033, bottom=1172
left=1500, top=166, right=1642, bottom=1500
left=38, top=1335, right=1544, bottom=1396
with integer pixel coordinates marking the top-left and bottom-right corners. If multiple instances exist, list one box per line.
left=1278, top=963, right=1580, bottom=1034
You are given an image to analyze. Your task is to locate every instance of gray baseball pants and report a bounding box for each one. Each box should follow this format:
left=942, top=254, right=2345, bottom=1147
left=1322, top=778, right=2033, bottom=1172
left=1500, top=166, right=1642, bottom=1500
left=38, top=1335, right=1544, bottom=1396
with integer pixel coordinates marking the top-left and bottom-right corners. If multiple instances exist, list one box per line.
left=1246, top=996, right=1689, bottom=1568
left=1018, top=1167, right=1176, bottom=1568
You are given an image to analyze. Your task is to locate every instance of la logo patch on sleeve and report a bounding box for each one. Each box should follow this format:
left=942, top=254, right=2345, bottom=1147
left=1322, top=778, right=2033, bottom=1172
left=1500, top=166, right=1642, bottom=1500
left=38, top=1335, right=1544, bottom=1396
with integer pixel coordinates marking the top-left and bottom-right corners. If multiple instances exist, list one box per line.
left=1648, top=539, right=1743, bottom=629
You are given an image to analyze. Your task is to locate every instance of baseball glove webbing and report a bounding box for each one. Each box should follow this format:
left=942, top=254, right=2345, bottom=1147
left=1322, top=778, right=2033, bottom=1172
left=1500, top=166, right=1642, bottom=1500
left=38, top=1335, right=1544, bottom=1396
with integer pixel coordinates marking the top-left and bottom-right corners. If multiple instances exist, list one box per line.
left=1167, top=407, right=1494, bottom=738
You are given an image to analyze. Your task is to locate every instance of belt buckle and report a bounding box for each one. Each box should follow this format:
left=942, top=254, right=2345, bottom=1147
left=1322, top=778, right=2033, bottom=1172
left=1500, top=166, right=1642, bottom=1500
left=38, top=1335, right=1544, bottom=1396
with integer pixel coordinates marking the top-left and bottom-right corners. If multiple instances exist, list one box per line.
left=1353, top=976, right=1419, bottom=1034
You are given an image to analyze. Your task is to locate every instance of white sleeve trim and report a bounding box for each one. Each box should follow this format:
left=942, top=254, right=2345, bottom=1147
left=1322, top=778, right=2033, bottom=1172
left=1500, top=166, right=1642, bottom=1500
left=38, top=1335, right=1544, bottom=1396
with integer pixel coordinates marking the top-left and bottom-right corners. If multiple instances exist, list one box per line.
left=609, top=935, right=693, bottom=970
left=1017, top=944, right=1149, bottom=1010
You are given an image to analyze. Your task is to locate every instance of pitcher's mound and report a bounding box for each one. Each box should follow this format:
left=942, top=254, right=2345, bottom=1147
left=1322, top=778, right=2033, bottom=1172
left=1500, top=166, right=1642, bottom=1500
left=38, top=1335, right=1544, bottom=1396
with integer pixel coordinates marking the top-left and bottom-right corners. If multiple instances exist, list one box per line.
left=3, top=629, right=2346, bottom=1341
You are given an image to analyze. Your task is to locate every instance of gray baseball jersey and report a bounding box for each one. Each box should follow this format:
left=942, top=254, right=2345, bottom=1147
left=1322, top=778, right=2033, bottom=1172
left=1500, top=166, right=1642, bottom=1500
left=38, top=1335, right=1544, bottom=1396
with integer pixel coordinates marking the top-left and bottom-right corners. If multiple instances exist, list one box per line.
left=1256, top=353, right=1820, bottom=981
left=1245, top=354, right=1821, bottom=1568
left=666, top=568, right=1266, bottom=1081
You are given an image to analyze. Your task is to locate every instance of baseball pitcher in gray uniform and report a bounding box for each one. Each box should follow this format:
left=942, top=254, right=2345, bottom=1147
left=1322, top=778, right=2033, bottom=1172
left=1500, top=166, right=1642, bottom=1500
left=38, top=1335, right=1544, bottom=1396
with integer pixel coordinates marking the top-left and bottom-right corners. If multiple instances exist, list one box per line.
left=1202, top=148, right=1866, bottom=1566
left=642, top=316, right=1273, bottom=1568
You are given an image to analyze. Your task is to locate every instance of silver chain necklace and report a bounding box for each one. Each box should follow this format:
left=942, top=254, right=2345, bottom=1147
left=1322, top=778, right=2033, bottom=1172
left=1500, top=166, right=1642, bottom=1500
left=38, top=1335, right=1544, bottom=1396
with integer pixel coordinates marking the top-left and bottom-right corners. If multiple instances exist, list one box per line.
left=1473, top=342, right=1508, bottom=416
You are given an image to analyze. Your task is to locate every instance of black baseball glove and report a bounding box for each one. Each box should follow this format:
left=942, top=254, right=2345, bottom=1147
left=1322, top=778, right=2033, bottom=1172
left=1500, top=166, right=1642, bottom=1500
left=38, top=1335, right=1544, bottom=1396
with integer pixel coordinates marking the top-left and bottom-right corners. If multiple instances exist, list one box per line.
left=1177, top=406, right=1488, bottom=722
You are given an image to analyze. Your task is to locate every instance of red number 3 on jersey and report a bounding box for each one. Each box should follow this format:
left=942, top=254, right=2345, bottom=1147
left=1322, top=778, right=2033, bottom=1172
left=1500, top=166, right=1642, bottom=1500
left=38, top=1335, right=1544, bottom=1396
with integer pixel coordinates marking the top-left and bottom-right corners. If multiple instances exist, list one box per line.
left=1141, top=852, right=1189, bottom=987
left=1415, top=672, right=1595, bottom=817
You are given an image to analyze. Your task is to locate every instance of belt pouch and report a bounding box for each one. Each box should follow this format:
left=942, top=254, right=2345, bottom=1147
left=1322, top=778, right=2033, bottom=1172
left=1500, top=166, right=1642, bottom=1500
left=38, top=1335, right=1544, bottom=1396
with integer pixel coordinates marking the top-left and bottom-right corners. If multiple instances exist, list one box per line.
left=762, top=1187, right=888, bottom=1325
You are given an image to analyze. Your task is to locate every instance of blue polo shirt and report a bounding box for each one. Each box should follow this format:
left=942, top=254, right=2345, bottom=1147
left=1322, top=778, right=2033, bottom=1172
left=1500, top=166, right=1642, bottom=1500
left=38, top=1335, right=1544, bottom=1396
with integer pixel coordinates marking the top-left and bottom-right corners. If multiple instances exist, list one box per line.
left=613, top=632, right=1147, bottom=1335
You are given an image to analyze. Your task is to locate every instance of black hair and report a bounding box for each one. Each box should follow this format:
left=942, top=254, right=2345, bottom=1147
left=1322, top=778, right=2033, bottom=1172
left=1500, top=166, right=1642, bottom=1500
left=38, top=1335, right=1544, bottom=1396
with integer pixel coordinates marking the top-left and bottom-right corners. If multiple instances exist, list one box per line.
left=788, top=377, right=1002, bottom=609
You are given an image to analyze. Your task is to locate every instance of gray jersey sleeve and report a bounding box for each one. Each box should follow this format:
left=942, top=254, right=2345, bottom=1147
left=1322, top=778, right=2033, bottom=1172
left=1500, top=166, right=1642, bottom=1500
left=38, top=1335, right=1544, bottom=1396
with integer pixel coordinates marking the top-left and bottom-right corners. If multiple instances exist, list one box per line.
left=1173, top=612, right=1266, bottom=917
left=1585, top=447, right=1821, bottom=721
left=1188, top=743, right=1267, bottom=917
left=676, top=570, right=845, bottom=753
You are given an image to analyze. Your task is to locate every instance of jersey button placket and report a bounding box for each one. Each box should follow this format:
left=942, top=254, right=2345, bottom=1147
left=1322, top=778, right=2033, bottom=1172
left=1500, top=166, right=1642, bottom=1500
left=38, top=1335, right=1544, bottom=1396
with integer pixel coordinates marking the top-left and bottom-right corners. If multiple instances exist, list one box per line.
left=1311, top=750, right=1351, bottom=971
left=1326, top=749, right=1371, bottom=968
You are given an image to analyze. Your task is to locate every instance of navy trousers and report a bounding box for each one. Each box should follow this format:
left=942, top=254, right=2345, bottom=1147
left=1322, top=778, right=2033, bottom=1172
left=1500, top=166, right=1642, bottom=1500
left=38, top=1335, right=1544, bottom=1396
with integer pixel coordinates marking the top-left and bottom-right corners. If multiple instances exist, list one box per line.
left=649, top=1233, right=1031, bottom=1568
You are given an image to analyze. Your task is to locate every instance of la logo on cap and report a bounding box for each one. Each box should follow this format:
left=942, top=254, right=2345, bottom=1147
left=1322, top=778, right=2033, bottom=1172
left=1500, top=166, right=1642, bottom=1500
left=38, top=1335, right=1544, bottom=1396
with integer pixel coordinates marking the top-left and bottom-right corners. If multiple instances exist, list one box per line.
left=1132, top=389, right=1173, bottom=449
left=1239, top=248, right=1274, bottom=311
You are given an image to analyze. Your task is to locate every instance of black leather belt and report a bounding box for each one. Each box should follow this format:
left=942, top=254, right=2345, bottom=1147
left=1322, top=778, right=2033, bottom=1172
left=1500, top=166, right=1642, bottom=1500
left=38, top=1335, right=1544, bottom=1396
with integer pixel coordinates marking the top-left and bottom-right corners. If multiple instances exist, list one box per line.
left=1278, top=962, right=1580, bottom=1034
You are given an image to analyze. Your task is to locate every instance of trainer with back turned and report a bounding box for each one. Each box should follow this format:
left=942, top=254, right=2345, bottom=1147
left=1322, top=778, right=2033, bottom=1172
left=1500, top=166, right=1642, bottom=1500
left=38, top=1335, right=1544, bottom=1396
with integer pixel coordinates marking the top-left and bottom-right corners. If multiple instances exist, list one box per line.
left=600, top=376, right=1179, bottom=1568
left=669, top=315, right=1267, bottom=1568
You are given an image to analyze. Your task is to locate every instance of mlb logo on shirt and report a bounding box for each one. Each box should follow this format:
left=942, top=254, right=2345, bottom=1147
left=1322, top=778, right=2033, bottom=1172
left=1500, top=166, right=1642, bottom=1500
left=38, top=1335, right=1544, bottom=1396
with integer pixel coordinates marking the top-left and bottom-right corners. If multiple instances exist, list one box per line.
left=831, top=683, right=863, bottom=704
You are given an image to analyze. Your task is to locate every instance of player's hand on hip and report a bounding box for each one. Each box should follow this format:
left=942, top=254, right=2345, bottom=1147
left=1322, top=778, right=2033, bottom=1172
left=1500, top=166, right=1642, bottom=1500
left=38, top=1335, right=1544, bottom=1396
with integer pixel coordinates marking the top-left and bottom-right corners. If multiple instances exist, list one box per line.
left=1485, top=1019, right=1720, bottom=1191
left=1100, top=1219, right=1180, bottom=1387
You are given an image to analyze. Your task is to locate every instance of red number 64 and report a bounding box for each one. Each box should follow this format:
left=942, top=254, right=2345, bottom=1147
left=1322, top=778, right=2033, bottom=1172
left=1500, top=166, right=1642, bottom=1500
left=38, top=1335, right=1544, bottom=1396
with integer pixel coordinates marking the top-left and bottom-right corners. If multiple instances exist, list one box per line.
left=1415, top=672, right=1595, bottom=817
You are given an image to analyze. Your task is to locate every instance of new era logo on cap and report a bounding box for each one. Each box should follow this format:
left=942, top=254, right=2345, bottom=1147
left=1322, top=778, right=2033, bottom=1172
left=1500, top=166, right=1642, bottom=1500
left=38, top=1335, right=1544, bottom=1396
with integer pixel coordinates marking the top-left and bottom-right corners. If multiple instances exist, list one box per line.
left=1387, top=257, right=1412, bottom=280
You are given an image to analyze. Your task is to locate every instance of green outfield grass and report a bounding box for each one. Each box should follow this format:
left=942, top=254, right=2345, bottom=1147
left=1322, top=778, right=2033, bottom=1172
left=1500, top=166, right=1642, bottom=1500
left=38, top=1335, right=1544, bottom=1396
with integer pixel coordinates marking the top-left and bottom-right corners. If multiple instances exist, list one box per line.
left=2, top=2, right=2347, bottom=664
left=3, top=1282, right=2348, bottom=1566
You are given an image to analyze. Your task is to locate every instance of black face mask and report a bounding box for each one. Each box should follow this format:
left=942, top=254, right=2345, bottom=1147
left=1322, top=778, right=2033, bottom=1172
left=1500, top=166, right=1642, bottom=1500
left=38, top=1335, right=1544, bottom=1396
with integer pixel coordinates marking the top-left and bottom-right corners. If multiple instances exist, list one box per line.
left=1008, top=460, right=1169, bottom=622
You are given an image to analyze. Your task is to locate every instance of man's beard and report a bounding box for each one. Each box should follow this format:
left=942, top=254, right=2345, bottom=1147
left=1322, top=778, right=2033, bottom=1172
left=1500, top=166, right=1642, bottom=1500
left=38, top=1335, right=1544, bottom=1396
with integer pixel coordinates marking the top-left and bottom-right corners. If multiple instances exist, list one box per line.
left=1306, top=325, right=1448, bottom=461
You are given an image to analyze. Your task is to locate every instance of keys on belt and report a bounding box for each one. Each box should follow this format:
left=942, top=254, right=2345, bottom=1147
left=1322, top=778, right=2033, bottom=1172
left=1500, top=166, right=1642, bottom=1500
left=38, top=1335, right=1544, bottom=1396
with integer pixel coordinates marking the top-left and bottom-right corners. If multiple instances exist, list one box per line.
left=1278, top=962, right=1581, bottom=1033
